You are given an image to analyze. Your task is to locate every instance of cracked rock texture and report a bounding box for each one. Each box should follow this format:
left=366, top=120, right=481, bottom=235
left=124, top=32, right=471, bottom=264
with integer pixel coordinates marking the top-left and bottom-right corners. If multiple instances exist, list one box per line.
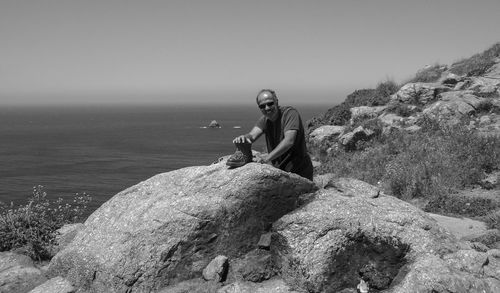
left=0, top=252, right=47, bottom=293
left=272, top=184, right=500, bottom=293
left=47, top=163, right=316, bottom=292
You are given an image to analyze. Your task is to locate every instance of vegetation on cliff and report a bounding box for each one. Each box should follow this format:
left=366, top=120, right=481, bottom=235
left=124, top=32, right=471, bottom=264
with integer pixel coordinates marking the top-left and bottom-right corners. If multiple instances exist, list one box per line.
left=450, top=43, right=500, bottom=76
left=308, top=42, right=500, bottom=229
left=307, top=80, right=399, bottom=129
left=0, top=186, right=91, bottom=260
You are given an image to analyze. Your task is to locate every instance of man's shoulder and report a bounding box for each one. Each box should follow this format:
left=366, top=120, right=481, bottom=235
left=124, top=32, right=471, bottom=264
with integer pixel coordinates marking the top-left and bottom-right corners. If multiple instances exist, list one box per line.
left=280, top=106, right=300, bottom=117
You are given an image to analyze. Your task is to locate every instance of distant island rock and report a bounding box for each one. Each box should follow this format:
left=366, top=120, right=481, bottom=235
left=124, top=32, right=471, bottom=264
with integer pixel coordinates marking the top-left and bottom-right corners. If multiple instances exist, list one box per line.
left=208, top=120, right=221, bottom=128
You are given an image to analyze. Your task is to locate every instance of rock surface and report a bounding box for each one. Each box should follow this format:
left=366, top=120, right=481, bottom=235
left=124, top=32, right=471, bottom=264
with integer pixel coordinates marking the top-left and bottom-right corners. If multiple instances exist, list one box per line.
left=51, top=223, right=84, bottom=256
left=228, top=249, right=276, bottom=283
left=392, top=82, right=450, bottom=105
left=338, top=126, right=375, bottom=150
left=47, top=163, right=316, bottom=292
left=349, top=105, right=387, bottom=121
left=0, top=252, right=47, bottom=293
left=314, top=175, right=381, bottom=198
left=271, top=179, right=500, bottom=293
left=422, top=91, right=482, bottom=124
left=428, top=213, right=487, bottom=239
left=29, top=276, right=75, bottom=293
left=218, top=278, right=300, bottom=293
left=307, top=52, right=500, bottom=153
left=202, top=255, right=228, bottom=282
left=308, top=125, right=345, bottom=144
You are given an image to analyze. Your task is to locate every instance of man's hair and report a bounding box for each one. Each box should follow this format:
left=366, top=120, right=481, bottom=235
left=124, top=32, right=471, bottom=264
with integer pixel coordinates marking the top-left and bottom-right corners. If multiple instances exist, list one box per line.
left=256, top=89, right=278, bottom=103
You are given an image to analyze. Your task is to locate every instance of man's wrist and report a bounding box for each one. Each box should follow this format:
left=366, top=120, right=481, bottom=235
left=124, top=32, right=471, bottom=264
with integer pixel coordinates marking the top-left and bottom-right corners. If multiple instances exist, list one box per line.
left=243, top=134, right=252, bottom=143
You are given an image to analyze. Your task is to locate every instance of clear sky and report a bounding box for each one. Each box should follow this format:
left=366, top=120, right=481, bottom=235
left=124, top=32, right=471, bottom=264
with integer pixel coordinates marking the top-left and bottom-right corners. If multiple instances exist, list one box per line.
left=1, top=0, right=499, bottom=105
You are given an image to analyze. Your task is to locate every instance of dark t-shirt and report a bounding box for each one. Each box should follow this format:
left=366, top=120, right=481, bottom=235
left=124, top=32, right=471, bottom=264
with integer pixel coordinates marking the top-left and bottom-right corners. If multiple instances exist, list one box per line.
left=255, top=106, right=312, bottom=178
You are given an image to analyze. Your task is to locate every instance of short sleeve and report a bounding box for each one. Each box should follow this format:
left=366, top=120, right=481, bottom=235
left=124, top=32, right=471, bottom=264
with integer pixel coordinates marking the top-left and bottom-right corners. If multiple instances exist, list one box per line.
left=255, top=115, right=267, bottom=132
left=282, top=108, right=300, bottom=132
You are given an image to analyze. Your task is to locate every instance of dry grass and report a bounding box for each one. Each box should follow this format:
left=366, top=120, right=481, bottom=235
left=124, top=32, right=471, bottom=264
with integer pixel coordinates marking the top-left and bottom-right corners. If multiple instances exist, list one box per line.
left=450, top=43, right=500, bottom=76
left=316, top=121, right=500, bottom=207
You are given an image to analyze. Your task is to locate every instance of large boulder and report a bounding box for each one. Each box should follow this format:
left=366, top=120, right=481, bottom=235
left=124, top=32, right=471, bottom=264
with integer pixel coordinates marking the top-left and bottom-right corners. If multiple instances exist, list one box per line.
left=423, top=90, right=482, bottom=125
left=29, top=276, right=75, bottom=293
left=271, top=178, right=500, bottom=292
left=338, top=126, right=375, bottom=150
left=349, top=106, right=387, bottom=122
left=50, top=223, right=84, bottom=256
left=392, top=82, right=450, bottom=105
left=217, top=278, right=301, bottom=293
left=467, top=61, right=500, bottom=95
left=47, top=163, right=316, bottom=292
left=0, top=252, right=47, bottom=293
left=308, top=125, right=345, bottom=145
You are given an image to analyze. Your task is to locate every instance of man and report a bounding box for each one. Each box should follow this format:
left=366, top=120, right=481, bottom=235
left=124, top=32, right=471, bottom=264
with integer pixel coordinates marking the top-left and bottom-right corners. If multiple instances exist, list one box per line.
left=227, top=89, right=313, bottom=180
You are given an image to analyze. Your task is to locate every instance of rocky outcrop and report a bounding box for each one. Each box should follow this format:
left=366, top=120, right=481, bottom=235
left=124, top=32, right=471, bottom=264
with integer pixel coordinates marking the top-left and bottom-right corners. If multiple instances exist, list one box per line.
left=392, top=82, right=450, bottom=105
left=50, top=223, right=84, bottom=256
left=350, top=105, right=387, bottom=121
left=271, top=179, right=500, bottom=292
left=423, top=90, right=482, bottom=125
left=202, top=255, right=229, bottom=282
left=0, top=252, right=47, bottom=293
left=47, top=163, right=316, bottom=292
left=338, top=126, right=376, bottom=150
left=217, top=278, right=300, bottom=293
left=29, top=276, right=75, bottom=293
left=307, top=49, right=500, bottom=155
left=308, top=125, right=345, bottom=145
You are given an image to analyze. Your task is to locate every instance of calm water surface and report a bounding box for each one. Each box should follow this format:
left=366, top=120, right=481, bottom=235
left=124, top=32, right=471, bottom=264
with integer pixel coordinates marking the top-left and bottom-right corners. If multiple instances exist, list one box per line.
left=0, top=103, right=329, bottom=214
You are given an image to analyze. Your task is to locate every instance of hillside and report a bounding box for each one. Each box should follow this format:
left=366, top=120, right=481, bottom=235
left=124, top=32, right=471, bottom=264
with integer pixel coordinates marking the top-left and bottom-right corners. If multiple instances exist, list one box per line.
left=307, top=42, right=500, bottom=227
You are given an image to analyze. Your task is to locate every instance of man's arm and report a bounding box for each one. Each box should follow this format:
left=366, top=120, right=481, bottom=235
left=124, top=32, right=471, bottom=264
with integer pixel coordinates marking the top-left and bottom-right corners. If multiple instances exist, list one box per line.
left=261, top=129, right=297, bottom=163
left=233, top=126, right=263, bottom=144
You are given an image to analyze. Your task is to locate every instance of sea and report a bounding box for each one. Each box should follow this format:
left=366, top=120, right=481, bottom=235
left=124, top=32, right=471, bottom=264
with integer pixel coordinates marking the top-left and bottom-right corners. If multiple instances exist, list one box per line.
left=0, top=103, right=329, bottom=215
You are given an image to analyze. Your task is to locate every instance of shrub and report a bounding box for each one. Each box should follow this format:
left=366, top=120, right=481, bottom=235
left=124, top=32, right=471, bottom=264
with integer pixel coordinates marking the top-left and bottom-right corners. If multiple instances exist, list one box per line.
left=426, top=192, right=500, bottom=218
left=344, top=89, right=377, bottom=107
left=375, top=80, right=400, bottom=99
left=308, top=80, right=400, bottom=131
left=316, top=144, right=394, bottom=186
left=386, top=103, right=420, bottom=117
left=317, top=120, right=500, bottom=207
left=409, top=64, right=446, bottom=83
left=450, top=43, right=500, bottom=76
left=0, top=186, right=91, bottom=260
left=474, top=99, right=500, bottom=115
left=323, top=104, right=352, bottom=126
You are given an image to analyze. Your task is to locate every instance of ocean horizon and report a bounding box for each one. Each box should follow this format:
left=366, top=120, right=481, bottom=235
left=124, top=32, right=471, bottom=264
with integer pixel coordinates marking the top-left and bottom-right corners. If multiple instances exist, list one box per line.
left=0, top=102, right=331, bottom=215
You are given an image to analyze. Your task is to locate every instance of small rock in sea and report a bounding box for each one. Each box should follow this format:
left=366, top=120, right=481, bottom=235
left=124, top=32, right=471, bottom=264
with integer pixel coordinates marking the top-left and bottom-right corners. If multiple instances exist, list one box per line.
left=202, top=255, right=229, bottom=282
left=208, top=120, right=221, bottom=128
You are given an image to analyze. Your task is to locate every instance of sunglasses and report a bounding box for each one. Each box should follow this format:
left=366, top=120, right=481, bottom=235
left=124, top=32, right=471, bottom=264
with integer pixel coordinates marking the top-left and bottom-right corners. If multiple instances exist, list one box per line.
left=258, top=101, right=275, bottom=109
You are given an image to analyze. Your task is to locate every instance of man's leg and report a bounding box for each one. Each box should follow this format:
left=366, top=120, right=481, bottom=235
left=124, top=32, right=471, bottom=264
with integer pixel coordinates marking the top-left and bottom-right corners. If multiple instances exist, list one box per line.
left=295, top=155, right=314, bottom=180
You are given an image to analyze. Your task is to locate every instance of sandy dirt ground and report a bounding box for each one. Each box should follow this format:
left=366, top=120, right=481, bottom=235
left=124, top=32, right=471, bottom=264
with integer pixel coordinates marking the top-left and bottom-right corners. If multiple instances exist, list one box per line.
left=428, top=213, right=488, bottom=239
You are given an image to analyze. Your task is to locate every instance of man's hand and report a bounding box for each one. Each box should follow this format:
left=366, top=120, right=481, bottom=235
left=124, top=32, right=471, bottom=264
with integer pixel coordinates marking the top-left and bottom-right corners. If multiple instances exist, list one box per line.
left=255, top=153, right=271, bottom=164
left=233, top=134, right=252, bottom=144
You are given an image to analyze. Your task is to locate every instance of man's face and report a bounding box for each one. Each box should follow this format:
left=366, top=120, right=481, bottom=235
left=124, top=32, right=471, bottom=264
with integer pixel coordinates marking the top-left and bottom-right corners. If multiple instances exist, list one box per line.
left=257, top=91, right=279, bottom=121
